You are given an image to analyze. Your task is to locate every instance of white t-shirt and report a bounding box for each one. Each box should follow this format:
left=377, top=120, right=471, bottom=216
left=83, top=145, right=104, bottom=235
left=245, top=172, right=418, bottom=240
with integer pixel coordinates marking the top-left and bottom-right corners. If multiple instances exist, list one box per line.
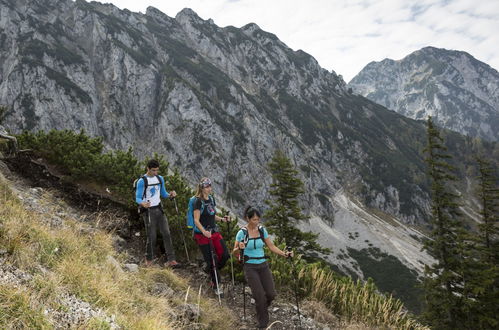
left=143, top=175, right=162, bottom=207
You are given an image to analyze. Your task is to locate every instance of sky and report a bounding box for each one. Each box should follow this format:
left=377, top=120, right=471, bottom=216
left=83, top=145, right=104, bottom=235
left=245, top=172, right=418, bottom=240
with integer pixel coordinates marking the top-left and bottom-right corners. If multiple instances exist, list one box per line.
left=103, top=0, right=499, bottom=82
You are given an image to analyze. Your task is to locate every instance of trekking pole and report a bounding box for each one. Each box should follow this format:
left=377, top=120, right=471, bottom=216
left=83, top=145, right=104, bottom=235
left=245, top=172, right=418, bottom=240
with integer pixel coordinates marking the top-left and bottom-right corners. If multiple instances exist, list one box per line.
left=172, top=197, right=190, bottom=263
left=225, top=211, right=235, bottom=287
left=209, top=236, right=222, bottom=305
left=286, top=246, right=302, bottom=328
left=240, top=247, right=246, bottom=321
left=144, top=202, right=153, bottom=266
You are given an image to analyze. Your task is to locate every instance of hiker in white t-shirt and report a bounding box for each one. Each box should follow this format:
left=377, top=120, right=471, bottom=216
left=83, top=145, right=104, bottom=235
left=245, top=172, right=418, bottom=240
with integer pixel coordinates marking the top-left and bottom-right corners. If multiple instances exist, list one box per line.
left=135, top=159, right=178, bottom=267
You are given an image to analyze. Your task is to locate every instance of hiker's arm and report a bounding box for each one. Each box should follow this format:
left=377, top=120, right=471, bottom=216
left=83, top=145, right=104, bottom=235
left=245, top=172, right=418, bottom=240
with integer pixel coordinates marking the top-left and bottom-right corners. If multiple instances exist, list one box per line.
left=135, top=179, right=149, bottom=207
left=214, top=215, right=229, bottom=222
left=233, top=230, right=245, bottom=255
left=214, top=210, right=230, bottom=222
left=194, top=209, right=211, bottom=238
left=232, top=240, right=241, bottom=256
left=264, top=237, right=289, bottom=257
left=159, top=176, right=175, bottom=199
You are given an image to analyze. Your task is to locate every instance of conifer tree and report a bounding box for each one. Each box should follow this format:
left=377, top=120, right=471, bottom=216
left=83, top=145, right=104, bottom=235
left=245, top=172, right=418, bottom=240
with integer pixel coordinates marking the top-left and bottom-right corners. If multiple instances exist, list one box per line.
left=422, top=117, right=467, bottom=328
left=471, top=157, right=499, bottom=329
left=264, top=150, right=330, bottom=258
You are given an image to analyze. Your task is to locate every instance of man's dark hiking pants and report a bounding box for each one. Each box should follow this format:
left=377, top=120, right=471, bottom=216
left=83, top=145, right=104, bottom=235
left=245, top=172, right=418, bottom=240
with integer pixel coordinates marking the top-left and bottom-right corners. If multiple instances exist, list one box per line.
left=244, top=262, right=276, bottom=328
left=142, top=207, right=176, bottom=261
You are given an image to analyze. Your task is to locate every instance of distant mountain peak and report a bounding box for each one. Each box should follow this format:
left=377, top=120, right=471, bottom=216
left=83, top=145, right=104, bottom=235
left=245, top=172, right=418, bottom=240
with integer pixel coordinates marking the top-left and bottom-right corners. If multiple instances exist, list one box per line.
left=349, top=47, right=499, bottom=141
left=175, top=7, right=203, bottom=22
left=241, top=22, right=261, bottom=32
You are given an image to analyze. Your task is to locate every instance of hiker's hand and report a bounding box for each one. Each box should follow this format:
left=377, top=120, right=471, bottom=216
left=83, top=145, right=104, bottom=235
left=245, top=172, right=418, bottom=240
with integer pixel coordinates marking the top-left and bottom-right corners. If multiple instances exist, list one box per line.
left=285, top=250, right=294, bottom=258
left=238, top=242, right=245, bottom=249
left=222, top=215, right=230, bottom=223
left=202, top=229, right=212, bottom=238
left=140, top=201, right=151, bottom=208
left=169, top=191, right=177, bottom=198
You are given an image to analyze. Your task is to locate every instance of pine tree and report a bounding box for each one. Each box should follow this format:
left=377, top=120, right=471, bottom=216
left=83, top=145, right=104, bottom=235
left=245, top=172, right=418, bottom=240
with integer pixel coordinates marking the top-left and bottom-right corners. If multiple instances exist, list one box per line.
left=264, top=150, right=330, bottom=258
left=471, top=157, right=499, bottom=329
left=422, top=117, right=468, bottom=329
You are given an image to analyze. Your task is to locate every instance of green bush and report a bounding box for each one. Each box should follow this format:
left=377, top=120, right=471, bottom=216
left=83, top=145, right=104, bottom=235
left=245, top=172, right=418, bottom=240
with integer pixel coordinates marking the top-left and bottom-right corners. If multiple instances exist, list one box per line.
left=16, top=130, right=140, bottom=200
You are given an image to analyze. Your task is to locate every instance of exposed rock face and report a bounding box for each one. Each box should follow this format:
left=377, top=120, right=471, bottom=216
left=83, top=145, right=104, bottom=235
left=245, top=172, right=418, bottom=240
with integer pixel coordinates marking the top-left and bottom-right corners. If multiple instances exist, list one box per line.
left=349, top=46, right=499, bottom=142
left=0, top=0, right=432, bottom=224
left=0, top=0, right=492, bottom=292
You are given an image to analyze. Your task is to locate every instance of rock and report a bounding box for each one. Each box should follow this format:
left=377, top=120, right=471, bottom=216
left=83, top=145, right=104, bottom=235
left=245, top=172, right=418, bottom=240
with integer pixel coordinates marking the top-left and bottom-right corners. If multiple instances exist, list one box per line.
left=112, top=236, right=127, bottom=252
left=173, top=303, right=200, bottom=322
left=106, top=256, right=123, bottom=274
left=30, top=187, right=43, bottom=195
left=0, top=160, right=11, bottom=176
left=0, top=248, right=7, bottom=255
left=124, top=263, right=139, bottom=273
left=135, top=232, right=140, bottom=237
left=150, top=282, right=175, bottom=298
left=50, top=216, right=63, bottom=227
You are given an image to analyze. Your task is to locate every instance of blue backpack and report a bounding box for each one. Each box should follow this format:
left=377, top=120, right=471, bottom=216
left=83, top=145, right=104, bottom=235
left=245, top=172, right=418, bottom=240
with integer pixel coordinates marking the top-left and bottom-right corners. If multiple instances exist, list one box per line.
left=186, top=195, right=216, bottom=232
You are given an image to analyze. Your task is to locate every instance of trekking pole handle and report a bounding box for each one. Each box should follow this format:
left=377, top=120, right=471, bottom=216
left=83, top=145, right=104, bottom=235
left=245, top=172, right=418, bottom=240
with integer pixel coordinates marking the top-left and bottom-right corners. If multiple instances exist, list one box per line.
left=222, top=210, right=231, bottom=223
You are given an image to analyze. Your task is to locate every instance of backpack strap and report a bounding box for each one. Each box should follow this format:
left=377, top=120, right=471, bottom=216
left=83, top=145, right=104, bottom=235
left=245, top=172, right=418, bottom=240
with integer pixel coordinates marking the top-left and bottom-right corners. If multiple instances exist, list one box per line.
left=258, top=225, right=265, bottom=240
left=241, top=225, right=268, bottom=256
left=241, top=227, right=250, bottom=245
left=140, top=176, right=148, bottom=201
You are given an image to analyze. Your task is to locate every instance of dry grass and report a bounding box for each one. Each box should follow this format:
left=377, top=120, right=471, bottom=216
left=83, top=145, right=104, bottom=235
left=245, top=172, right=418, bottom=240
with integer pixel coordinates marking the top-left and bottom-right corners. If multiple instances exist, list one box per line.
left=270, top=250, right=428, bottom=330
left=0, top=172, right=236, bottom=329
left=0, top=284, right=51, bottom=329
left=302, top=266, right=428, bottom=329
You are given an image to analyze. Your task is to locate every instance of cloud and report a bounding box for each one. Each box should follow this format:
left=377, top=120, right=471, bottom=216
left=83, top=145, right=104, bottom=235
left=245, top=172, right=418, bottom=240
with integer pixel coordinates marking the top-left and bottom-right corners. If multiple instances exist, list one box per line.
left=106, top=0, right=499, bottom=80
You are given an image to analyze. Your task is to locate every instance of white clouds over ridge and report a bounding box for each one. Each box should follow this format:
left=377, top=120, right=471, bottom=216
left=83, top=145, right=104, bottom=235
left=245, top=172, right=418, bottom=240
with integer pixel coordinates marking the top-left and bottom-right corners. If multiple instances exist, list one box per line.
left=105, top=0, right=499, bottom=81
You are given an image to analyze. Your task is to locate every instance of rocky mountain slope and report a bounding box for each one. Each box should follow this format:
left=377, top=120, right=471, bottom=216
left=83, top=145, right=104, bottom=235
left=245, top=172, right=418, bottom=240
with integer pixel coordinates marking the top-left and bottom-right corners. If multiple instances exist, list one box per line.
left=0, top=0, right=495, bottom=309
left=349, top=46, right=499, bottom=142
left=1, top=158, right=342, bottom=329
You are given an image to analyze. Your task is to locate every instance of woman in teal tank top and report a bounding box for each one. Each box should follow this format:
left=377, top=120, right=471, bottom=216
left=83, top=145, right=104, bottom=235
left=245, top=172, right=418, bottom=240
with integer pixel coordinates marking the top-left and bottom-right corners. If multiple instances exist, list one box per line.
left=233, top=206, right=293, bottom=329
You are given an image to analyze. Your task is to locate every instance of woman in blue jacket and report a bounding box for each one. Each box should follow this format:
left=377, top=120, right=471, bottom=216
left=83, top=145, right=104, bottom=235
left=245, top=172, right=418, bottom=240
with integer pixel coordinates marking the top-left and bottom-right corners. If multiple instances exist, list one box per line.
left=233, top=206, right=292, bottom=329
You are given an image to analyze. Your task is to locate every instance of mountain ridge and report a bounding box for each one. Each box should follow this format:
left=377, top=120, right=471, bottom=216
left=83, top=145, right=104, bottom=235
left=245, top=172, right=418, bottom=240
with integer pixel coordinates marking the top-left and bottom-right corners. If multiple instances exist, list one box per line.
left=349, top=46, right=499, bottom=141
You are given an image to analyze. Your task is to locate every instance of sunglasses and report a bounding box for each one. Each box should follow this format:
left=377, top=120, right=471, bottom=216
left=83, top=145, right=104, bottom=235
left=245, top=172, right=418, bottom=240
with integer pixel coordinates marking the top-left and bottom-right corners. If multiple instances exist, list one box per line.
left=200, top=178, right=212, bottom=188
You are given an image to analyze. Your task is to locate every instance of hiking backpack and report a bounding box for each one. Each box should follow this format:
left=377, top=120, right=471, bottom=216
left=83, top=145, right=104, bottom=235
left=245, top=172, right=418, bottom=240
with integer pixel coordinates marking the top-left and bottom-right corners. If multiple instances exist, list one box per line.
left=240, top=225, right=268, bottom=261
left=241, top=225, right=266, bottom=247
left=186, top=195, right=216, bottom=232
left=133, top=175, right=162, bottom=212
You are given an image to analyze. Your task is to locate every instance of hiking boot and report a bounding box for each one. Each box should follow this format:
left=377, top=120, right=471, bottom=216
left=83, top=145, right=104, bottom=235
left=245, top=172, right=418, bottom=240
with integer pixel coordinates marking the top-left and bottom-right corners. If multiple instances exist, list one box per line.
left=166, top=260, right=180, bottom=268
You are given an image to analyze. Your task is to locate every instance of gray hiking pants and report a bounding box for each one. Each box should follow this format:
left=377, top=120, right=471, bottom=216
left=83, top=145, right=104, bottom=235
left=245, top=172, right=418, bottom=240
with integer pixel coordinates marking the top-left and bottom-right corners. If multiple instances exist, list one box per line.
left=244, top=262, right=277, bottom=328
left=142, top=207, right=176, bottom=261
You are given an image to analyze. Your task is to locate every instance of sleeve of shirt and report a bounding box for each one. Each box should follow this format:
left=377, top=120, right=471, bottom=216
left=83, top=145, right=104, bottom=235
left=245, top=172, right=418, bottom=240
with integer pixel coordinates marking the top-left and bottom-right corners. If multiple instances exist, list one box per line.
left=159, top=176, right=169, bottom=198
left=135, top=178, right=145, bottom=204
left=263, top=227, right=269, bottom=239
left=194, top=198, right=202, bottom=211
left=236, top=229, right=244, bottom=242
